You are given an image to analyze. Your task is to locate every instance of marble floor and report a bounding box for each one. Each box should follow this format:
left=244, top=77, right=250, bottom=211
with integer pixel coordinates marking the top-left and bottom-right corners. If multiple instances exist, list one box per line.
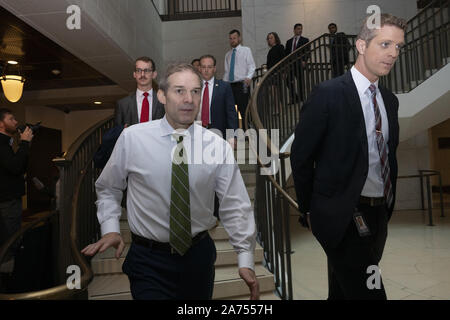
left=289, top=206, right=450, bottom=300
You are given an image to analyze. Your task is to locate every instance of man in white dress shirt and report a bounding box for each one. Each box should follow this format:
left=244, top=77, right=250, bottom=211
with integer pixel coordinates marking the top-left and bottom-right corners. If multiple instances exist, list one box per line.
left=223, top=29, right=256, bottom=122
left=82, top=63, right=259, bottom=300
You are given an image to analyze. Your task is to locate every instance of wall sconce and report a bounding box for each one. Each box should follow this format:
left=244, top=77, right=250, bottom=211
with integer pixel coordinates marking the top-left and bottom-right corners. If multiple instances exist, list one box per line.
left=1, top=62, right=26, bottom=103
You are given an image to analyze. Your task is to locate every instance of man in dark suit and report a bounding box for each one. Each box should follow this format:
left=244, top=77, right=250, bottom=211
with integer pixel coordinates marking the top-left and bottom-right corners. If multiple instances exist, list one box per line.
left=198, top=54, right=238, bottom=146
left=115, top=56, right=165, bottom=126
left=290, top=14, right=406, bottom=300
left=285, top=23, right=310, bottom=102
left=328, top=23, right=352, bottom=78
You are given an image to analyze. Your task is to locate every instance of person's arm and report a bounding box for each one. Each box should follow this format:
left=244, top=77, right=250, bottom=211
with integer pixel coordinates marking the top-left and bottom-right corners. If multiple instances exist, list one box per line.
left=223, top=51, right=230, bottom=82
left=0, top=128, right=32, bottom=175
left=215, top=141, right=259, bottom=299
left=245, top=48, right=256, bottom=83
left=82, top=131, right=128, bottom=258
left=290, top=84, right=328, bottom=219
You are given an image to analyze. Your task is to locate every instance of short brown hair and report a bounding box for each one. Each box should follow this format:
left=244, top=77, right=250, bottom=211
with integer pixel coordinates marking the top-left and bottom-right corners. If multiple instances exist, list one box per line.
left=199, top=55, right=217, bottom=66
left=135, top=56, right=156, bottom=71
left=158, top=63, right=202, bottom=93
left=357, top=13, right=407, bottom=44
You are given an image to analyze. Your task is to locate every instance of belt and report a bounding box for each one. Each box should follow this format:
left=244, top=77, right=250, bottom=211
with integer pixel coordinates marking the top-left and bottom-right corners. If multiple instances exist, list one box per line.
left=131, top=231, right=208, bottom=254
left=359, top=196, right=385, bottom=207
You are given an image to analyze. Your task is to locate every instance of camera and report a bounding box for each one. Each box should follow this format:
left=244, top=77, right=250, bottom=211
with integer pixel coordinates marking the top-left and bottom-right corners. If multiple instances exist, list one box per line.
left=17, top=121, right=41, bottom=134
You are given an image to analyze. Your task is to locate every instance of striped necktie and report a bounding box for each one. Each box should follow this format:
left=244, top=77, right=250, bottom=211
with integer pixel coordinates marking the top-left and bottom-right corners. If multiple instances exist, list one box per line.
left=169, top=134, right=192, bottom=255
left=229, top=48, right=236, bottom=82
left=369, top=84, right=393, bottom=207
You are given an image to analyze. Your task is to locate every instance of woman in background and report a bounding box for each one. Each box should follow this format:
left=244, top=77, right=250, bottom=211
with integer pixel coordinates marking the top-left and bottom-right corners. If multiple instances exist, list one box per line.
left=266, top=32, right=285, bottom=115
left=266, top=32, right=285, bottom=70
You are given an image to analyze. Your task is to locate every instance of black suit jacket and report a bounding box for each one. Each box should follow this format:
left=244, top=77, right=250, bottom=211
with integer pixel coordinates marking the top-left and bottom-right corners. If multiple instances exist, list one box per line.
left=208, top=79, right=238, bottom=138
left=266, top=44, right=286, bottom=70
left=290, top=71, right=399, bottom=249
left=285, top=36, right=310, bottom=60
left=114, top=91, right=165, bottom=126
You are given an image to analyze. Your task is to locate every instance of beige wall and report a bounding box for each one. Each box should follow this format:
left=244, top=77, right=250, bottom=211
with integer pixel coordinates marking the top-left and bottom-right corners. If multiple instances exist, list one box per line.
left=430, top=118, right=450, bottom=186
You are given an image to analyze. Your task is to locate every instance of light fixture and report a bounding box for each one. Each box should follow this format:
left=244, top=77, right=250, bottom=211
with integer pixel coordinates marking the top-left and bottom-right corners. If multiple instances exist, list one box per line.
left=1, top=62, right=26, bottom=103
left=7, top=60, right=18, bottom=65
left=94, top=101, right=102, bottom=105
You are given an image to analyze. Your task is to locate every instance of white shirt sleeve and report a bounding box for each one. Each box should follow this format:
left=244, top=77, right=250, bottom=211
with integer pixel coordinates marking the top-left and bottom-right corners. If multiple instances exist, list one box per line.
left=215, top=143, right=256, bottom=270
left=223, top=50, right=230, bottom=82
left=246, top=47, right=256, bottom=80
left=95, top=131, right=129, bottom=236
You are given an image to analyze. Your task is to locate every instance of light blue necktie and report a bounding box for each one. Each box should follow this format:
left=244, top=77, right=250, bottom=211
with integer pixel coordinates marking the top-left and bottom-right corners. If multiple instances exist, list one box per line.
left=229, top=48, right=236, bottom=82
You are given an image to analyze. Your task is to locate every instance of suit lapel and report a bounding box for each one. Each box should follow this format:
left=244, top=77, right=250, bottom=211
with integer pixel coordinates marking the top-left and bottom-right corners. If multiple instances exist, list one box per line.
left=342, top=72, right=369, bottom=164
left=211, top=79, right=219, bottom=116
left=151, top=90, right=158, bottom=120
left=130, top=93, right=138, bottom=124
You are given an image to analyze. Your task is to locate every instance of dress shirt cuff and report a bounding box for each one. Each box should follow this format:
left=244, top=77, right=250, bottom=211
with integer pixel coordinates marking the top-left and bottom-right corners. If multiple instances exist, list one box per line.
left=238, top=251, right=255, bottom=271
left=100, top=218, right=121, bottom=236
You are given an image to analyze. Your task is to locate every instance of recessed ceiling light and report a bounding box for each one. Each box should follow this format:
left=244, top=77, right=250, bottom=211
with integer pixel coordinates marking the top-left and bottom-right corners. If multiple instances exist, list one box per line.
left=94, top=101, right=102, bottom=105
left=51, top=69, right=61, bottom=75
left=7, top=60, right=18, bottom=65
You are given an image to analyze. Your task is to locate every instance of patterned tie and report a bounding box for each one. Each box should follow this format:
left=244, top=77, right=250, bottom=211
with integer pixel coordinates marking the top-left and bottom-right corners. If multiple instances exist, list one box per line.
left=229, top=48, right=236, bottom=82
left=369, top=84, right=393, bottom=207
left=169, top=135, right=192, bottom=255
left=201, top=82, right=210, bottom=127
left=293, top=36, right=298, bottom=52
left=140, top=92, right=150, bottom=123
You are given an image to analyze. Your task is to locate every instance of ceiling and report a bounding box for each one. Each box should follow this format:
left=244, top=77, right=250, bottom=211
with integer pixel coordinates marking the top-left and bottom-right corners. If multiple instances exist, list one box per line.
left=0, top=5, right=120, bottom=111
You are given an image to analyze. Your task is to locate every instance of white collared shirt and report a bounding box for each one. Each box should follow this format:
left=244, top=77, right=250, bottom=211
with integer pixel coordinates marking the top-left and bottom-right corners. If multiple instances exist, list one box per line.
left=351, top=66, right=390, bottom=197
left=136, top=88, right=153, bottom=121
left=223, top=44, right=256, bottom=82
left=196, top=77, right=215, bottom=123
left=95, top=117, right=256, bottom=270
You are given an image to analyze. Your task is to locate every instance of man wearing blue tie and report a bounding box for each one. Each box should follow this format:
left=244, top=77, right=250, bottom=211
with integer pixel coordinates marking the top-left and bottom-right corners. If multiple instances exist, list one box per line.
left=223, top=30, right=256, bottom=123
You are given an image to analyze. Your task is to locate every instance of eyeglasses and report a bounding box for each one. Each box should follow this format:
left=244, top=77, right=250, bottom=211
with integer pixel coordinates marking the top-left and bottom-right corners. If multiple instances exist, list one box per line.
left=135, top=68, right=153, bottom=74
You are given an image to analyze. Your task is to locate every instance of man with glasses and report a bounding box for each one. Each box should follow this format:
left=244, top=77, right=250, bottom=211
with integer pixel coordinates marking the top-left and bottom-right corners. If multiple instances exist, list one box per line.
left=114, top=56, right=165, bottom=127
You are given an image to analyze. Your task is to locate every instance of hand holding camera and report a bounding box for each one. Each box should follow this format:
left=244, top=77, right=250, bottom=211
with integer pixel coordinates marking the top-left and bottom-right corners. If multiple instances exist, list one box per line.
left=20, top=126, right=33, bottom=142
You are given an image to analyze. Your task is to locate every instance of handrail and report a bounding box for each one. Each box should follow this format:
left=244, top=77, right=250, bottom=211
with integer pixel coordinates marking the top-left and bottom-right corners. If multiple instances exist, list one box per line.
left=246, top=0, right=449, bottom=300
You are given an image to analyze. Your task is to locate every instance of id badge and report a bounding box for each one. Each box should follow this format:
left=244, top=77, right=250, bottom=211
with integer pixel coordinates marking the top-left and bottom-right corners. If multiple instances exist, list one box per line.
left=353, top=211, right=371, bottom=237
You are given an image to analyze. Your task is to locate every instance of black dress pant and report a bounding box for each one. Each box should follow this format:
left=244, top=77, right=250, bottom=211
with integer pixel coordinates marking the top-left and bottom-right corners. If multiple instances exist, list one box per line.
left=230, top=82, right=250, bottom=119
left=122, top=234, right=217, bottom=300
left=322, top=204, right=388, bottom=300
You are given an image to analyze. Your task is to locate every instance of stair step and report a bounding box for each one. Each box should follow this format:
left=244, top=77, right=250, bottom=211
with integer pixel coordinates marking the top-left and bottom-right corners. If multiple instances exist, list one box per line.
left=213, top=271, right=274, bottom=299
left=91, top=240, right=264, bottom=275
left=88, top=273, right=130, bottom=298
left=238, top=163, right=258, bottom=173
left=208, top=226, right=229, bottom=240
left=241, top=172, right=256, bottom=186
left=215, top=242, right=264, bottom=266
left=231, top=292, right=280, bottom=300
left=89, top=264, right=275, bottom=300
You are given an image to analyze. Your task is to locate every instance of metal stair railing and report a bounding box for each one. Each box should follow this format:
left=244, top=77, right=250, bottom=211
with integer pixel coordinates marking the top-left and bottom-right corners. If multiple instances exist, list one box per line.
left=247, top=0, right=449, bottom=301
left=152, top=0, right=242, bottom=21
